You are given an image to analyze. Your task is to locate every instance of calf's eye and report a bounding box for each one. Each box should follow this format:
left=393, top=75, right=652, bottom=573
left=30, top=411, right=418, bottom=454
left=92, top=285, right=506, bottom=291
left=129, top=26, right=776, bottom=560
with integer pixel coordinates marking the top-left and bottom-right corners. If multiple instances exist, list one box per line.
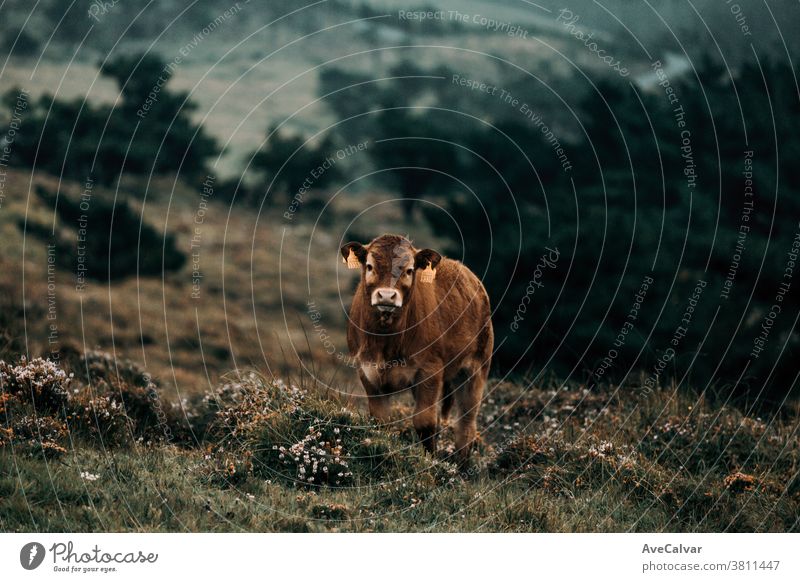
left=406, top=268, right=414, bottom=276
left=366, top=264, right=373, bottom=272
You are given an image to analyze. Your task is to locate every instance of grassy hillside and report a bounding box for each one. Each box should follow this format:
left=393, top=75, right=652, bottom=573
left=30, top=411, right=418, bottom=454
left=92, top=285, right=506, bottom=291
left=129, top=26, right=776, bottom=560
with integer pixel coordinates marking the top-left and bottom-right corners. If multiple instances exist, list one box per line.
left=1, top=353, right=798, bottom=532
left=0, top=169, right=799, bottom=532
left=3, top=1, right=800, bottom=535
left=0, top=169, right=445, bottom=395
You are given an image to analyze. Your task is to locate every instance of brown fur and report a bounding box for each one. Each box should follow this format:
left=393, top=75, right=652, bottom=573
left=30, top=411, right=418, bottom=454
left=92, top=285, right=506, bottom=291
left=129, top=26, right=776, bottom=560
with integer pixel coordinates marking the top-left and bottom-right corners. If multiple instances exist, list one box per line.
left=341, top=234, right=493, bottom=463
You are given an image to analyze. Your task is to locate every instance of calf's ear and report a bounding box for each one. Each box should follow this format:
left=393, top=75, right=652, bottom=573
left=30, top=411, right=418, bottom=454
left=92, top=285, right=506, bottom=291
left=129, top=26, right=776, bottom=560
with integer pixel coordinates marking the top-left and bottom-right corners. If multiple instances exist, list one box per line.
left=340, top=242, right=367, bottom=269
left=414, top=248, right=442, bottom=283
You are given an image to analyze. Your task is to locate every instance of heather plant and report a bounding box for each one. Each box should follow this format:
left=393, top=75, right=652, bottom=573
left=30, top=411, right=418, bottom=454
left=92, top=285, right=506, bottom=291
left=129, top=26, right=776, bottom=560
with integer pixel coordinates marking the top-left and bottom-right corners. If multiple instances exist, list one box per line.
left=202, top=372, right=456, bottom=489
left=0, top=354, right=190, bottom=454
left=0, top=357, right=72, bottom=412
left=0, top=357, right=72, bottom=457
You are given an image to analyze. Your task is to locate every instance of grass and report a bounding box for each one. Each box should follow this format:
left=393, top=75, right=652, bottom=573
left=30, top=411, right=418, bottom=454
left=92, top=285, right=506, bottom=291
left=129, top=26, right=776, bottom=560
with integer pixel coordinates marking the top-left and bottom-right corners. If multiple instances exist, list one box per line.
left=2, top=354, right=798, bottom=532
left=1, top=170, right=797, bottom=532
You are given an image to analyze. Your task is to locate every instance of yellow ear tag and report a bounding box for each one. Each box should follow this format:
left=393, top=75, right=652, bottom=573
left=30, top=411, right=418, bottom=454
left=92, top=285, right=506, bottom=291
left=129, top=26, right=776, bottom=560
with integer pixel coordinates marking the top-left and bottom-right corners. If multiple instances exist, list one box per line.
left=345, top=249, right=360, bottom=269
left=419, top=263, right=437, bottom=283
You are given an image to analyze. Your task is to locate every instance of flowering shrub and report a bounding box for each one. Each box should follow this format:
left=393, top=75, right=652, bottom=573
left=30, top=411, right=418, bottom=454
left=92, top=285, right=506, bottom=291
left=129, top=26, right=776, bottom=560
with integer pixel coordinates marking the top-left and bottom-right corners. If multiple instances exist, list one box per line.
left=269, top=424, right=354, bottom=486
left=1, top=354, right=190, bottom=453
left=8, top=414, right=68, bottom=442
left=203, top=374, right=364, bottom=487
left=79, top=349, right=153, bottom=388
left=202, top=372, right=452, bottom=489
left=486, top=431, right=673, bottom=505
left=68, top=392, right=133, bottom=446
left=203, top=445, right=253, bottom=487
left=1, top=357, right=72, bottom=457
left=1, top=357, right=72, bottom=411
left=5, top=414, right=69, bottom=458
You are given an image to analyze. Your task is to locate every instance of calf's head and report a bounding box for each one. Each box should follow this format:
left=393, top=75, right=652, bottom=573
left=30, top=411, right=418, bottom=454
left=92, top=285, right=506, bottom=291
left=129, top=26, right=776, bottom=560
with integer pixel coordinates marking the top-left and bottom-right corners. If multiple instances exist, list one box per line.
left=341, top=235, right=441, bottom=325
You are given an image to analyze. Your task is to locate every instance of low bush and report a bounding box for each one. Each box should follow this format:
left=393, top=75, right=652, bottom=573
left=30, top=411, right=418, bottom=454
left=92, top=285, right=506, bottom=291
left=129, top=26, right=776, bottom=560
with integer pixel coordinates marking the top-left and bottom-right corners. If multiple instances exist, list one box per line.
left=0, top=354, right=191, bottom=455
left=201, top=373, right=457, bottom=489
left=24, top=186, right=185, bottom=282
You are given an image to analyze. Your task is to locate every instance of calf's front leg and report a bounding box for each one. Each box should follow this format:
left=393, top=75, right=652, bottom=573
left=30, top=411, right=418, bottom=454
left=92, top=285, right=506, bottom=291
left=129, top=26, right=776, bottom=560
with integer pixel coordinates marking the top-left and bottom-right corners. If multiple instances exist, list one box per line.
left=358, top=367, right=391, bottom=423
left=412, top=367, right=444, bottom=454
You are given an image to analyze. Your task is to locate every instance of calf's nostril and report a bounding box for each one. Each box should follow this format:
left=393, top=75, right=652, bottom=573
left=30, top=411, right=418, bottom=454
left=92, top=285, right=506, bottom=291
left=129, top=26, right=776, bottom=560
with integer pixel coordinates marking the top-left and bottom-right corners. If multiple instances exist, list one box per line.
left=375, top=289, right=399, bottom=304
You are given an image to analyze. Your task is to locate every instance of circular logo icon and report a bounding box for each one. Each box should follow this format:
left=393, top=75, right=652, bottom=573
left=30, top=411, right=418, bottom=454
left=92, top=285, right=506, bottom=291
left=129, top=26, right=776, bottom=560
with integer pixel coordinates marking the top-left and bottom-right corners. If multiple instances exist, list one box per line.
left=20, top=542, right=46, bottom=570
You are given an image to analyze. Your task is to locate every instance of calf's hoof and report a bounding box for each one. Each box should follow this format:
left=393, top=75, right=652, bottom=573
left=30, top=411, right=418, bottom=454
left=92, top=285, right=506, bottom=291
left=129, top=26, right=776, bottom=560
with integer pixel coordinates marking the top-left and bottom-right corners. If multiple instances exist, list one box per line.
left=415, top=425, right=438, bottom=454
left=457, top=449, right=476, bottom=476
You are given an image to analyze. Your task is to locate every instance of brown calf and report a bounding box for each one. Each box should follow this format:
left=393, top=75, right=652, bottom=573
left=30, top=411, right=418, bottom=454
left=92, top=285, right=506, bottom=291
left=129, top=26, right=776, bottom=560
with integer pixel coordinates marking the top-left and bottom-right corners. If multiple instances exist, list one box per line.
left=340, top=234, right=493, bottom=463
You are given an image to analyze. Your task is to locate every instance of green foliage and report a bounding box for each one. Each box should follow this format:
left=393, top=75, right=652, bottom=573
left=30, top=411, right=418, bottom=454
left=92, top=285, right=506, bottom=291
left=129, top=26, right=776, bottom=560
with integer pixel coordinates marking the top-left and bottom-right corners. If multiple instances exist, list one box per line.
left=245, top=126, right=341, bottom=208
left=560, top=60, right=800, bottom=393
left=320, top=58, right=800, bottom=396
left=23, top=185, right=185, bottom=281
left=1, top=27, right=42, bottom=57
left=367, top=110, right=460, bottom=219
left=318, top=61, right=467, bottom=218
left=4, top=52, right=218, bottom=186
